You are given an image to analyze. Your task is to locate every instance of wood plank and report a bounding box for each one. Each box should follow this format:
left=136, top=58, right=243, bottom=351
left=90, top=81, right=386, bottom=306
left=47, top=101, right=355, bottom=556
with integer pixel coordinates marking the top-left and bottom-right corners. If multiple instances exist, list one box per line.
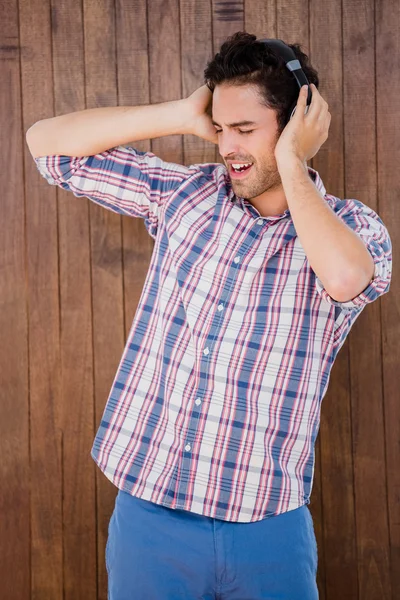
left=376, top=0, right=400, bottom=597
left=20, top=0, right=64, bottom=597
left=148, top=0, right=183, bottom=164
left=51, top=2, right=97, bottom=598
left=310, top=1, right=359, bottom=596
left=343, top=0, right=391, bottom=596
left=0, top=1, right=30, bottom=598
left=180, top=0, right=215, bottom=166
left=83, top=1, right=124, bottom=598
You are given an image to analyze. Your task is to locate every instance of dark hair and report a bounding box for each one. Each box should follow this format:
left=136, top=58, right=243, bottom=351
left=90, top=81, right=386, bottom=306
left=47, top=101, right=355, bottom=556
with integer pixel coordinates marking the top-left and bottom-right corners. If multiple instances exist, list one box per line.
left=204, top=31, right=319, bottom=135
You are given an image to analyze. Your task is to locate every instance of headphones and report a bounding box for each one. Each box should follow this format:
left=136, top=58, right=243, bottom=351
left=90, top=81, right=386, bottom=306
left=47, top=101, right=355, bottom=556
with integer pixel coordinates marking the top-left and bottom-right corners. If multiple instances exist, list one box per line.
left=256, top=38, right=312, bottom=124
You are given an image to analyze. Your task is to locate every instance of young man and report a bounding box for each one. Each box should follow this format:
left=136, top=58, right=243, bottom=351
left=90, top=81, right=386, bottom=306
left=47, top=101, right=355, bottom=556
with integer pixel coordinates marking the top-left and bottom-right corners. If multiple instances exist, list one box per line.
left=27, top=32, right=392, bottom=600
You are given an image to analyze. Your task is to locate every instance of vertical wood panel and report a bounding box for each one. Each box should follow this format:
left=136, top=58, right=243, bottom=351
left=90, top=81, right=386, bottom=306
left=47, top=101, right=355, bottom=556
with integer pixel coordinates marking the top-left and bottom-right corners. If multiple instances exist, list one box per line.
left=0, top=1, right=30, bottom=599
left=20, top=0, right=64, bottom=597
left=83, top=1, right=123, bottom=598
left=180, top=0, right=215, bottom=165
left=51, top=1, right=97, bottom=598
left=310, top=0, right=359, bottom=598
left=148, top=0, right=183, bottom=163
left=376, top=0, right=400, bottom=598
left=343, top=0, right=392, bottom=597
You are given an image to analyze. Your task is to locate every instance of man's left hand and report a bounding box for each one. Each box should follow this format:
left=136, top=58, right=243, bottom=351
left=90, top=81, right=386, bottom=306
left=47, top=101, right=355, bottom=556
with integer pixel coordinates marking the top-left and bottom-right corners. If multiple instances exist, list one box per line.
left=274, top=83, right=331, bottom=165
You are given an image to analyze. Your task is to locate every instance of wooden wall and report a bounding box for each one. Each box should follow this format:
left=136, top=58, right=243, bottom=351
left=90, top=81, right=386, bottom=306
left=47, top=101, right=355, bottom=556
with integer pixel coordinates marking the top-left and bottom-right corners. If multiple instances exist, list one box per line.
left=1, top=0, right=398, bottom=598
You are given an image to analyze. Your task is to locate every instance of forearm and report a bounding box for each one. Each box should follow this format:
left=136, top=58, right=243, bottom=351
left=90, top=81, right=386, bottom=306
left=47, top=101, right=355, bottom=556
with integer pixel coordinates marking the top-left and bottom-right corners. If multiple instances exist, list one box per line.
left=26, top=99, right=190, bottom=159
left=278, top=157, right=375, bottom=300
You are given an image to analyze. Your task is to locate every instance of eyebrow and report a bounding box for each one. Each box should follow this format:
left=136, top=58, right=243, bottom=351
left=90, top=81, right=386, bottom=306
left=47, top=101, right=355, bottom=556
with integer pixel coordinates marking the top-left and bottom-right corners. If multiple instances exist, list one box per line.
left=211, top=119, right=257, bottom=128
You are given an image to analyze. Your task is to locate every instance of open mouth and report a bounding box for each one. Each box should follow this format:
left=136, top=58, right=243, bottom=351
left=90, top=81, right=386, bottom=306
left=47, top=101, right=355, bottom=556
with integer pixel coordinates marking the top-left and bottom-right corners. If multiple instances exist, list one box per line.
left=229, top=163, right=254, bottom=179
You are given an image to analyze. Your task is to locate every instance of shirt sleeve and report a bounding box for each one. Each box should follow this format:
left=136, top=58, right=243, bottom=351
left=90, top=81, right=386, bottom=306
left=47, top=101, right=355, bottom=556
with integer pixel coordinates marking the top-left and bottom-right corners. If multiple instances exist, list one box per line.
left=34, top=145, right=197, bottom=238
left=315, top=198, right=392, bottom=311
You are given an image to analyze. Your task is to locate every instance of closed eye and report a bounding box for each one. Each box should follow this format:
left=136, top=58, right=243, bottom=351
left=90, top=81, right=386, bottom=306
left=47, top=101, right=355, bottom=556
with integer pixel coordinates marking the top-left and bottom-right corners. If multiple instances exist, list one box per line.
left=215, top=129, right=254, bottom=135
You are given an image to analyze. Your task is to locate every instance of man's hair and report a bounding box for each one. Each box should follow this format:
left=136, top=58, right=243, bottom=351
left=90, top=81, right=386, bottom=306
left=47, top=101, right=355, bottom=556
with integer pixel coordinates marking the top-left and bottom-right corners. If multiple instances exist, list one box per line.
left=204, top=31, right=319, bottom=135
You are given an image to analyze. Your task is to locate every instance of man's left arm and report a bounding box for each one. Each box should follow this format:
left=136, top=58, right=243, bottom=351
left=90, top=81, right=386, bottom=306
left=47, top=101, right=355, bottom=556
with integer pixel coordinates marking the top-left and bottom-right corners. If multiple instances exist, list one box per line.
left=277, top=156, right=375, bottom=302
left=274, top=82, right=379, bottom=303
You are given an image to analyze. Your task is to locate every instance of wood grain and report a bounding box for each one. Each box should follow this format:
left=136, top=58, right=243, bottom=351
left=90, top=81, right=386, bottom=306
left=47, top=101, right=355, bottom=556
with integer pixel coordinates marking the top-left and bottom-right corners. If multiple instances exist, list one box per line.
left=2, top=0, right=398, bottom=598
left=19, top=0, right=64, bottom=597
left=376, top=0, right=400, bottom=597
left=51, top=1, right=97, bottom=598
left=0, top=1, right=30, bottom=598
left=343, top=0, right=392, bottom=597
left=84, top=1, right=123, bottom=598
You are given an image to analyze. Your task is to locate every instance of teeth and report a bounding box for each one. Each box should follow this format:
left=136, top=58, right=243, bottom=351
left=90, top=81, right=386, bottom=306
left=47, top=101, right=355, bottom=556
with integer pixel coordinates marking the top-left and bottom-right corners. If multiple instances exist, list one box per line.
left=232, top=163, right=252, bottom=171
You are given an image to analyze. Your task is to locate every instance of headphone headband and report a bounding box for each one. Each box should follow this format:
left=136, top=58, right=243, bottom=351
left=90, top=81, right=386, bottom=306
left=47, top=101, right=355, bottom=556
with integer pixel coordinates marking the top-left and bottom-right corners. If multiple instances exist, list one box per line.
left=256, top=38, right=312, bottom=122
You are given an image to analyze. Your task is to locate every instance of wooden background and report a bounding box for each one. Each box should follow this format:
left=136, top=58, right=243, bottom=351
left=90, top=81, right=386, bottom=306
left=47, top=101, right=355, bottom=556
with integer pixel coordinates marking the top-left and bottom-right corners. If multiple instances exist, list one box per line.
left=1, top=0, right=398, bottom=598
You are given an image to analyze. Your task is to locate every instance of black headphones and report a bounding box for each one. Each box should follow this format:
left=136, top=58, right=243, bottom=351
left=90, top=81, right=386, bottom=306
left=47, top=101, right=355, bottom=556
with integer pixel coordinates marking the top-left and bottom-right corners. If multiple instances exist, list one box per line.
left=256, top=38, right=312, bottom=124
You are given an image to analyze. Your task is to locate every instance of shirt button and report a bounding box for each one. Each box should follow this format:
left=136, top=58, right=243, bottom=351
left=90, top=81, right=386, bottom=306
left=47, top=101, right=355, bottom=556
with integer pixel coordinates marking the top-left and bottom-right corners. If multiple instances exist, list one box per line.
left=257, top=218, right=264, bottom=225
left=234, top=256, right=241, bottom=263
left=185, top=444, right=191, bottom=452
left=203, top=347, right=209, bottom=355
left=217, top=304, right=224, bottom=311
left=195, top=398, right=201, bottom=406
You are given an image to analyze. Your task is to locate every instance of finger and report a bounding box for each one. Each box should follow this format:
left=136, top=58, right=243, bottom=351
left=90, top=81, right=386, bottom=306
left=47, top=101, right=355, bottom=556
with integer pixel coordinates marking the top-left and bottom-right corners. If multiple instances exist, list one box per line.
left=293, top=85, right=308, bottom=118
left=299, top=85, right=309, bottom=103
left=309, top=84, right=329, bottom=109
left=305, top=84, right=325, bottom=119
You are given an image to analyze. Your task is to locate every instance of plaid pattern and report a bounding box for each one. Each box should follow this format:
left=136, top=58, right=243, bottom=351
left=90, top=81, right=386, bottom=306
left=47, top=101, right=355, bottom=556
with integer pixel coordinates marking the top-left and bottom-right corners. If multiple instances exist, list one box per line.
left=35, top=145, right=392, bottom=522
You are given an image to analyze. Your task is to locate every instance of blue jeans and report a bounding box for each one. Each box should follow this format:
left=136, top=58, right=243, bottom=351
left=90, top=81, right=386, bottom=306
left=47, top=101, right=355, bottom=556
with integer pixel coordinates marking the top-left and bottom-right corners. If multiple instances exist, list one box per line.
left=106, top=489, right=319, bottom=599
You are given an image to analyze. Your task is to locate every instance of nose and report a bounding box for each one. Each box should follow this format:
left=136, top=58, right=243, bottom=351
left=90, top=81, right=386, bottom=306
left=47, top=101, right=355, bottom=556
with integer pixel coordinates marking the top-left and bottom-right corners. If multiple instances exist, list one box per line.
left=217, top=131, right=242, bottom=161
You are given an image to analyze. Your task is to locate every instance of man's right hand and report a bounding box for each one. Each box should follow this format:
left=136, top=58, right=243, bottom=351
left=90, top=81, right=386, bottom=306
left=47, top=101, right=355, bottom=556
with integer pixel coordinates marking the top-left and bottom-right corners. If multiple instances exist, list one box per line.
left=183, top=85, right=218, bottom=145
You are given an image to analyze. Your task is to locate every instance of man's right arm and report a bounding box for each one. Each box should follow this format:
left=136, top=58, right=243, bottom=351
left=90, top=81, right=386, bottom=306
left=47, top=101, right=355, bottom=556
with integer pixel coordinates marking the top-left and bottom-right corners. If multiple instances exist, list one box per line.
left=26, top=100, right=192, bottom=159
left=25, top=86, right=218, bottom=238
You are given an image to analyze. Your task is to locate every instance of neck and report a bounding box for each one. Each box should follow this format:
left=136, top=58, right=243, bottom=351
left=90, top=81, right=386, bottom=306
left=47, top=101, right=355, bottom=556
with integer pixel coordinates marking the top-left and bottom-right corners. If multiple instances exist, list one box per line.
left=246, top=185, right=289, bottom=217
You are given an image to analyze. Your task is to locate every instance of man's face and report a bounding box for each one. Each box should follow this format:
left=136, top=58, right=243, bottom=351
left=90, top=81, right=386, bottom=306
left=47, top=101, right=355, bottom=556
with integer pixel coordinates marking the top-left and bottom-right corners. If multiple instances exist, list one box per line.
left=211, top=83, right=283, bottom=201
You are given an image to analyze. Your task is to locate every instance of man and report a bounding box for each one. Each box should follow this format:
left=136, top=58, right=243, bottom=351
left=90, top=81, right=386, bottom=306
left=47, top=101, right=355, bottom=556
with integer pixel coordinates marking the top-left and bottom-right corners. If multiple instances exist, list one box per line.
left=26, top=31, right=392, bottom=600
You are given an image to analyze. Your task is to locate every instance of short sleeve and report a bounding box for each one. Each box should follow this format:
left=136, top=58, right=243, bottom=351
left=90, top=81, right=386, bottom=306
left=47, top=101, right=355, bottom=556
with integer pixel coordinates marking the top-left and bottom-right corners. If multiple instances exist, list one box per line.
left=34, top=145, right=197, bottom=238
left=315, top=198, right=392, bottom=311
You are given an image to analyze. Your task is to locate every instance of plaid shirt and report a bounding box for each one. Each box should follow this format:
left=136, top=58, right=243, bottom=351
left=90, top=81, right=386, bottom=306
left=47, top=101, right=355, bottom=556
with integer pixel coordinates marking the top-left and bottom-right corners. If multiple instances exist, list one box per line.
left=35, top=145, right=392, bottom=522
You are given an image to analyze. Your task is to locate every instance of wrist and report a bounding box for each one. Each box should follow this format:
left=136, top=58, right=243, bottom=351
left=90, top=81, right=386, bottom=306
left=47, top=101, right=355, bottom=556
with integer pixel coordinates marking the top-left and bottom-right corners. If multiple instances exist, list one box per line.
left=176, top=98, right=196, bottom=135
left=276, top=153, right=307, bottom=172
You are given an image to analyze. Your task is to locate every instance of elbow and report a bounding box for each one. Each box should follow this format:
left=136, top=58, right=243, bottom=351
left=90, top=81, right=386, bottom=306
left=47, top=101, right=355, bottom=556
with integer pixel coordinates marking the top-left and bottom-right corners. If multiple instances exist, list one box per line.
left=26, top=120, right=50, bottom=159
left=327, top=268, right=374, bottom=303
left=26, top=120, right=43, bottom=140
